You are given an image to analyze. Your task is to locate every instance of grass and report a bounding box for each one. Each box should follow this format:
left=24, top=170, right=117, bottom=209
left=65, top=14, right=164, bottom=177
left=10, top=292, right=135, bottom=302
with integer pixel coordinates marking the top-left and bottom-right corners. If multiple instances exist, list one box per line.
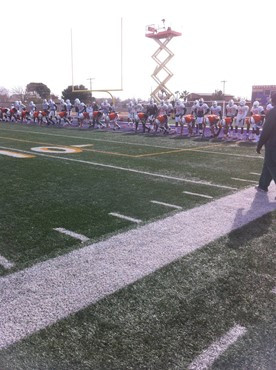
left=0, top=120, right=275, bottom=369
left=0, top=213, right=275, bottom=369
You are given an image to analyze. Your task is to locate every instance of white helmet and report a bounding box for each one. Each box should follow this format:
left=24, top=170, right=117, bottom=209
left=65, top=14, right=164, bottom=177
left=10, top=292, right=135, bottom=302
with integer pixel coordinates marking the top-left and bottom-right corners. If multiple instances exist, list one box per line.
left=194, top=100, right=199, bottom=105
left=213, top=101, right=217, bottom=107
left=239, top=99, right=246, bottom=106
left=228, top=99, right=234, bottom=107
left=66, top=99, right=71, bottom=104
left=74, top=98, right=80, bottom=105
left=43, top=99, right=47, bottom=104
left=199, top=98, right=204, bottom=105
left=253, top=100, right=259, bottom=107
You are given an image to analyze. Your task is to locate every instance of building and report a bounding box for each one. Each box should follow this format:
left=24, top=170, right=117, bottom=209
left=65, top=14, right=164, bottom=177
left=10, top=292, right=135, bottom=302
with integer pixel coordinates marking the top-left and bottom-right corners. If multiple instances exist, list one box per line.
left=251, top=85, right=276, bottom=105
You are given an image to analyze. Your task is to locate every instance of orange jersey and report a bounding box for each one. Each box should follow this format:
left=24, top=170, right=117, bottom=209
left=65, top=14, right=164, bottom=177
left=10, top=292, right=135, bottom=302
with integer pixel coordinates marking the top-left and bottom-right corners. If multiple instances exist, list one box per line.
left=21, top=110, right=29, bottom=118
left=93, top=111, right=101, bottom=118
left=224, top=117, right=233, bottom=125
left=58, top=111, right=67, bottom=118
left=138, top=112, right=146, bottom=120
left=156, top=114, right=166, bottom=124
left=183, top=114, right=194, bottom=123
left=252, top=114, right=263, bottom=123
left=206, top=114, right=219, bottom=124
left=108, top=112, right=117, bottom=120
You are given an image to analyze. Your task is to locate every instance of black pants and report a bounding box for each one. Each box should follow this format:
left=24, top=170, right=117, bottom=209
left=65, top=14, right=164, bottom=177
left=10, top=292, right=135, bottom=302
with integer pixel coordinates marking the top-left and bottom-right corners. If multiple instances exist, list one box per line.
left=258, top=148, right=276, bottom=190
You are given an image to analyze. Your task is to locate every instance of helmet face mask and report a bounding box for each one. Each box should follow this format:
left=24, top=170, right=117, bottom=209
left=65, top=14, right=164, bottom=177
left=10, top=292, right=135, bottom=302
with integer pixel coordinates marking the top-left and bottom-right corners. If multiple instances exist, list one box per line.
left=199, top=98, right=204, bottom=106
left=239, top=99, right=245, bottom=106
left=213, top=101, right=217, bottom=107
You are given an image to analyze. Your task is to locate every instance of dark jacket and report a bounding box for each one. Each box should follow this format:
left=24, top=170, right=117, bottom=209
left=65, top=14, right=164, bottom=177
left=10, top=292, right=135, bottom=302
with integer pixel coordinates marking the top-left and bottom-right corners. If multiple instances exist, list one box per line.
left=257, top=106, right=276, bottom=151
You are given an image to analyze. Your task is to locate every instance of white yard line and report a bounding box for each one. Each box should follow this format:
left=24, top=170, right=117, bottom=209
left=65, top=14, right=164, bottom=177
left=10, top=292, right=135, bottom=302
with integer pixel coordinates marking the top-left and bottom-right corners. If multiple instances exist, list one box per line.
left=187, top=324, right=247, bottom=370
left=71, top=144, right=94, bottom=147
left=0, top=186, right=275, bottom=349
left=0, top=146, right=237, bottom=190
left=150, top=200, right=182, bottom=209
left=231, top=177, right=258, bottom=183
left=250, top=172, right=261, bottom=176
left=183, top=191, right=213, bottom=199
left=109, top=212, right=142, bottom=223
left=0, top=255, right=14, bottom=270
left=53, top=228, right=89, bottom=242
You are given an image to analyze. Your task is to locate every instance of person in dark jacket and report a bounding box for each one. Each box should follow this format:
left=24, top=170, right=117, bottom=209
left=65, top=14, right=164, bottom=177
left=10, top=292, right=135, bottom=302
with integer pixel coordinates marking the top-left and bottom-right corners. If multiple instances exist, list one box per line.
left=256, top=93, right=276, bottom=192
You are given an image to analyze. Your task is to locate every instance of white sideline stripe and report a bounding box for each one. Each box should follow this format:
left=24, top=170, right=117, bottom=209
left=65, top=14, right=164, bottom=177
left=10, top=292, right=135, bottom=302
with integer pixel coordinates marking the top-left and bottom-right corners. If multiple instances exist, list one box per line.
left=0, top=255, right=14, bottom=270
left=71, top=144, right=93, bottom=147
left=183, top=191, right=213, bottom=199
left=109, top=212, right=142, bottom=223
left=271, top=286, right=276, bottom=294
left=0, top=146, right=237, bottom=190
left=250, top=172, right=260, bottom=176
left=150, top=200, right=182, bottom=209
left=0, top=127, right=265, bottom=158
left=187, top=324, right=247, bottom=370
left=0, top=186, right=275, bottom=350
left=231, top=177, right=258, bottom=183
left=53, top=228, right=89, bottom=242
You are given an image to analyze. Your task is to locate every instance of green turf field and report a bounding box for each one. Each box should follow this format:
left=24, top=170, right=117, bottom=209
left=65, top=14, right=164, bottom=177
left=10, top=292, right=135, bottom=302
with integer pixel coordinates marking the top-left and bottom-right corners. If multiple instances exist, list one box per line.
left=0, top=121, right=275, bottom=369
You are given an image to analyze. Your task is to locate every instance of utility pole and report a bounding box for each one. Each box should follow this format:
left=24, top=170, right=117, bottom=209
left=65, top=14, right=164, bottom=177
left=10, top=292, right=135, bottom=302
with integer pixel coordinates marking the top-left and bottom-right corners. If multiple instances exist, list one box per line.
left=87, top=77, right=95, bottom=94
left=221, top=80, right=227, bottom=95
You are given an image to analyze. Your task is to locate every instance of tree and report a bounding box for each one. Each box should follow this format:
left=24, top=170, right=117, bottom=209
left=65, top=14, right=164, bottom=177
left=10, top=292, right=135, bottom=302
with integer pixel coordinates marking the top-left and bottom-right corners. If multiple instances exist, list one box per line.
left=61, top=85, right=92, bottom=104
left=175, top=90, right=190, bottom=101
left=0, top=87, right=9, bottom=103
left=212, top=90, right=225, bottom=100
left=26, top=82, right=51, bottom=100
left=11, top=86, right=26, bottom=102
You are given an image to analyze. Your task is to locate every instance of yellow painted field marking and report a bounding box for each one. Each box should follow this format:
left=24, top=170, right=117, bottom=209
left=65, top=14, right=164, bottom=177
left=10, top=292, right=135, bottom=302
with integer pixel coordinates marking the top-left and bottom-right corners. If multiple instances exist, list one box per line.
left=0, top=150, right=35, bottom=158
left=0, top=134, right=224, bottom=159
left=0, top=136, right=82, bottom=154
left=134, top=143, right=223, bottom=158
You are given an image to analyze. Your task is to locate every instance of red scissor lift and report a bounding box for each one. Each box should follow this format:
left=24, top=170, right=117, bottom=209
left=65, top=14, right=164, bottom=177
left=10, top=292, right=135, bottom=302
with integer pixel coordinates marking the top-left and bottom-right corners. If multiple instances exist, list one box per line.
left=146, top=25, right=181, bottom=102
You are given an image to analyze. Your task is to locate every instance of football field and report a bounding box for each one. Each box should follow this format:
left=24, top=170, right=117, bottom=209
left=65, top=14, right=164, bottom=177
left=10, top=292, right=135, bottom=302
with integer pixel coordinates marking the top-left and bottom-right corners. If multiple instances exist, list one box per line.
left=0, top=121, right=275, bottom=369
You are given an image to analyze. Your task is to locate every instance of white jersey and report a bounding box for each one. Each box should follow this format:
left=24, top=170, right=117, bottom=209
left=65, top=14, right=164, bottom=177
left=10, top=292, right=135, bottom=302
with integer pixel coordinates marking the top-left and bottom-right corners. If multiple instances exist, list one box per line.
left=226, top=104, right=238, bottom=117
left=29, top=102, right=36, bottom=112
left=236, top=105, right=249, bottom=120
left=66, top=102, right=72, bottom=113
left=195, top=103, right=209, bottom=117
left=251, top=106, right=264, bottom=115
left=191, top=103, right=198, bottom=115
left=127, top=103, right=136, bottom=114
left=210, top=105, right=222, bottom=116
left=157, top=103, right=168, bottom=115
left=266, top=103, right=273, bottom=112
left=175, top=103, right=185, bottom=116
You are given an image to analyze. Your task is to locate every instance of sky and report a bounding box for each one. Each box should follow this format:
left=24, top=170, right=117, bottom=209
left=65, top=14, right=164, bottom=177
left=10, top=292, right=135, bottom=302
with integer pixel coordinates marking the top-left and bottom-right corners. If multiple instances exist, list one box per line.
left=1, top=0, right=275, bottom=102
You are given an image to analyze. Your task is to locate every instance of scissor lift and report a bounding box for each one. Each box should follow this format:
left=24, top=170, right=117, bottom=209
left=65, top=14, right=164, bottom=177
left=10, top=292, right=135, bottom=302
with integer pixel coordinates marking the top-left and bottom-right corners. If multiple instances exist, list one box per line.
left=146, top=24, right=181, bottom=102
